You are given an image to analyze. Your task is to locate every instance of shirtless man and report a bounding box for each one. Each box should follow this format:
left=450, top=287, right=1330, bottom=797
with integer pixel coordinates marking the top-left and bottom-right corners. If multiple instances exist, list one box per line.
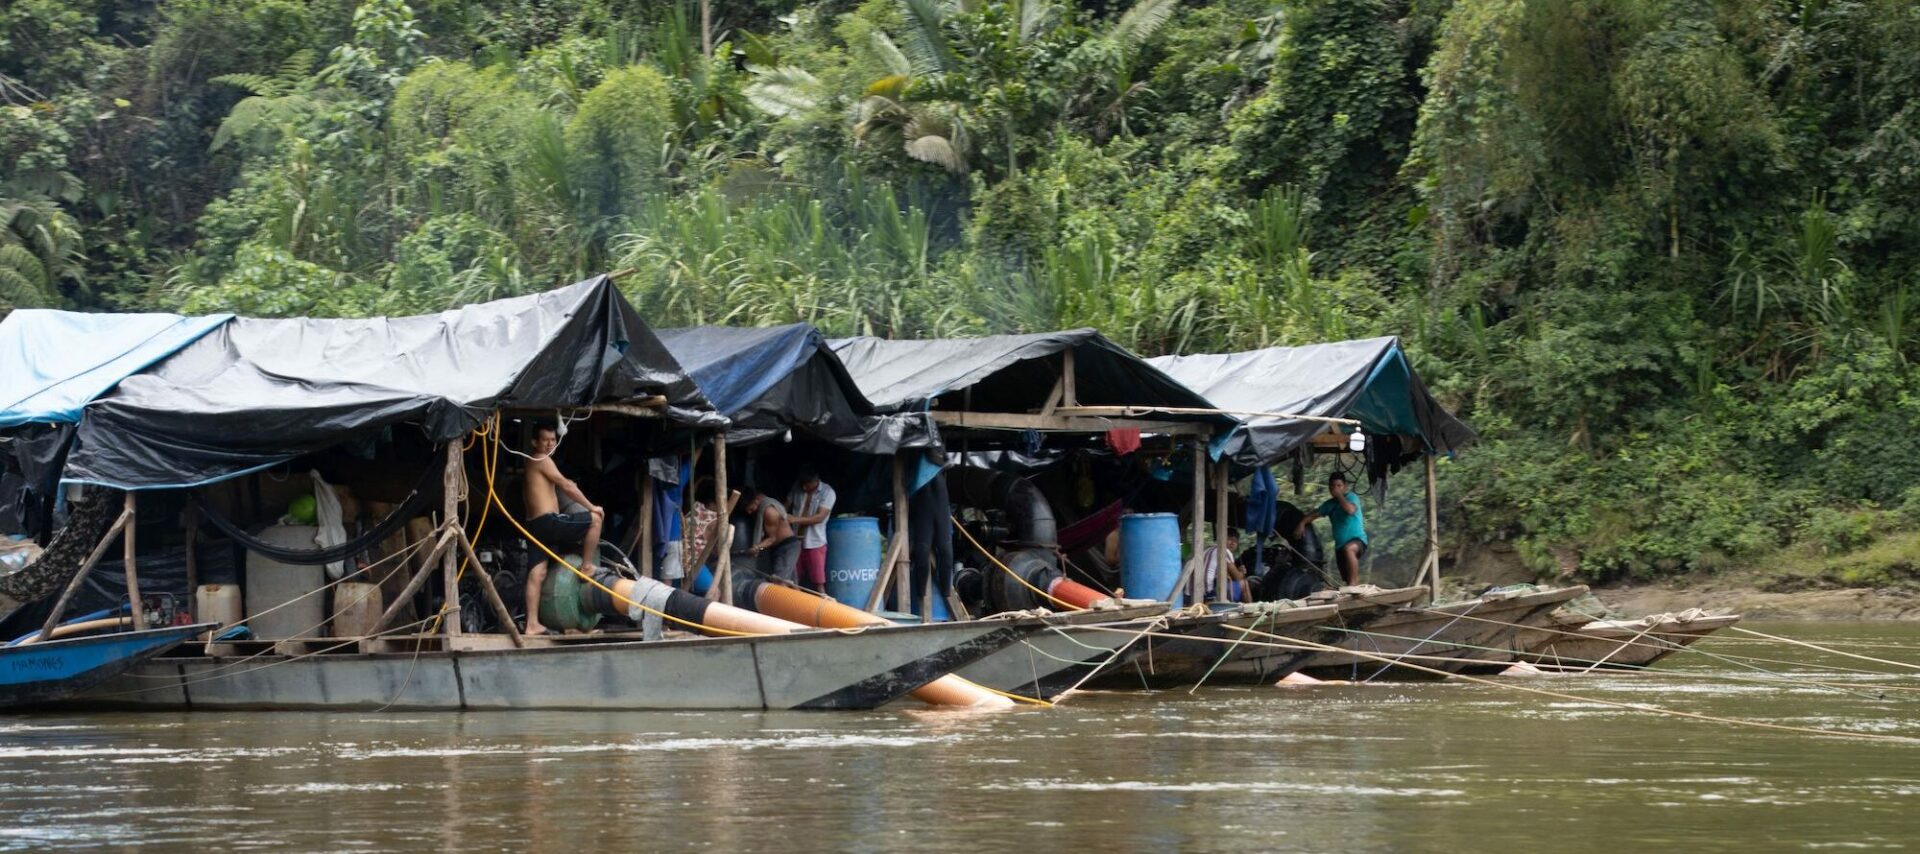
left=521, top=424, right=603, bottom=635
left=738, top=486, right=800, bottom=582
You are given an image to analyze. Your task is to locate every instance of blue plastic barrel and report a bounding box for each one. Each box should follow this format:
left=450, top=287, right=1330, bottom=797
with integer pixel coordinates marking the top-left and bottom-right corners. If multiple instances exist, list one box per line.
left=825, top=517, right=885, bottom=609
left=1119, top=513, right=1184, bottom=606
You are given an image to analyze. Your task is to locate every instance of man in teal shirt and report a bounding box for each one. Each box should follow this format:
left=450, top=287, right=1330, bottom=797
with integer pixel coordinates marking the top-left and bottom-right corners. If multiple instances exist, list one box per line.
left=1296, top=471, right=1367, bottom=585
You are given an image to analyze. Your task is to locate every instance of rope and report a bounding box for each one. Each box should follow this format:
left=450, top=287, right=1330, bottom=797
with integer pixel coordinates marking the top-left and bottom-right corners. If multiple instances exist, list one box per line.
left=952, top=515, right=1079, bottom=611
left=1070, top=624, right=1920, bottom=744
left=1727, top=626, right=1920, bottom=672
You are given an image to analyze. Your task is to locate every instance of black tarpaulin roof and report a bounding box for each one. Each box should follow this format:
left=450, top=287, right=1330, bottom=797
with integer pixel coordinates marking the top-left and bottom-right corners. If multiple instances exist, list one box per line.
left=1148, top=336, right=1476, bottom=468
left=827, top=329, right=1225, bottom=420
left=656, top=324, right=939, bottom=454
left=65, top=276, right=718, bottom=490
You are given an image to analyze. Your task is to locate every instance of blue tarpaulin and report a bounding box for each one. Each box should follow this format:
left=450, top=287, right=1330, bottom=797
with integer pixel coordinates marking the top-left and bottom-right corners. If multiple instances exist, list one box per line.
left=1149, top=337, right=1476, bottom=468
left=657, top=324, right=940, bottom=454
left=0, top=310, right=231, bottom=429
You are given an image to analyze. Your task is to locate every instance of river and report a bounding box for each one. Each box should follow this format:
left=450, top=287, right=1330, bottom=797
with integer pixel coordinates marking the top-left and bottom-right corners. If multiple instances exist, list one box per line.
left=1, top=621, right=1915, bottom=851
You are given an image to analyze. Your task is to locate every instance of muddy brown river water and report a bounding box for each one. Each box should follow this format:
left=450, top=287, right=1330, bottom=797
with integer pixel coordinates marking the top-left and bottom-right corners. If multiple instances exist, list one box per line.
left=1, top=621, right=1915, bottom=851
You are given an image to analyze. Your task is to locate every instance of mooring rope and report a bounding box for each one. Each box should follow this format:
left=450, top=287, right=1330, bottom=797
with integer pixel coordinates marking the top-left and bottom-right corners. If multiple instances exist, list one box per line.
left=1070, top=623, right=1920, bottom=744
left=1726, top=626, right=1920, bottom=672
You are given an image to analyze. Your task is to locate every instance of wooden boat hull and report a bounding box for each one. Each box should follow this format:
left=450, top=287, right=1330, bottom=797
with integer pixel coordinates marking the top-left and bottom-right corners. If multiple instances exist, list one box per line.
left=949, top=604, right=1172, bottom=700
left=1301, top=586, right=1589, bottom=679
left=1079, top=604, right=1344, bottom=689
left=1, top=623, right=218, bottom=709
left=1208, top=586, right=1433, bottom=683
left=1520, top=612, right=1742, bottom=670
left=61, top=620, right=1040, bottom=711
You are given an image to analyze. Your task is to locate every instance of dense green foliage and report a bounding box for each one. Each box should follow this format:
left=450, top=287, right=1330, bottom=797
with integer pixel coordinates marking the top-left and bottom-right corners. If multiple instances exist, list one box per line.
left=4, top=0, right=1918, bottom=582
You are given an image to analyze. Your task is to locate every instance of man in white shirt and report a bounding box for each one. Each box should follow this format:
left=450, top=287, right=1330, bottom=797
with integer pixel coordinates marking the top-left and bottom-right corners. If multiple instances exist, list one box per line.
left=787, top=464, right=836, bottom=594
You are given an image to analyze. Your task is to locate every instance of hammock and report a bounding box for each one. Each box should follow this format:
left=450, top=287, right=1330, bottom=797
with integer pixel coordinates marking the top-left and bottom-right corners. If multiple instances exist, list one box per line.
left=189, top=454, right=443, bottom=566
left=1057, top=500, right=1125, bottom=553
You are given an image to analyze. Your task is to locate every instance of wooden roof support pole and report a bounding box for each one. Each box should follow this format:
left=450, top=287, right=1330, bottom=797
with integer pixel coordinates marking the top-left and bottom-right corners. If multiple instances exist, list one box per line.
left=183, top=504, right=199, bottom=622
left=1061, top=349, right=1077, bottom=408
left=1214, top=457, right=1230, bottom=603
left=1190, top=442, right=1207, bottom=605
left=123, top=492, right=144, bottom=629
left=711, top=435, right=733, bottom=604
left=1423, top=454, right=1440, bottom=603
left=441, top=442, right=463, bottom=637
left=33, top=506, right=132, bottom=644
left=637, top=474, right=655, bottom=580
left=891, top=453, right=910, bottom=614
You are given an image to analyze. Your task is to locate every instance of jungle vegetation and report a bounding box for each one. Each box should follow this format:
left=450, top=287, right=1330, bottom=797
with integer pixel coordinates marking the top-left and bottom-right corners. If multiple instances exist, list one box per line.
left=4, top=0, right=1918, bottom=585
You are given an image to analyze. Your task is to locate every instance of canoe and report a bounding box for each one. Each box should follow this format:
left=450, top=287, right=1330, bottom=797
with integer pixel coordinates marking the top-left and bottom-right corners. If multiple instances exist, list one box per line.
left=946, top=602, right=1172, bottom=701
left=1078, top=603, right=1345, bottom=689
left=1300, top=586, right=1589, bottom=679
left=1, top=623, right=218, bottom=709
left=1519, top=609, right=1742, bottom=670
left=60, top=618, right=1044, bottom=711
left=1207, top=586, right=1432, bottom=683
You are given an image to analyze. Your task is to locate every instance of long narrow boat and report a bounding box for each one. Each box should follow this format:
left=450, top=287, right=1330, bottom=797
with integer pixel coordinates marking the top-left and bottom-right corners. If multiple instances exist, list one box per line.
left=1519, top=610, right=1742, bottom=670
left=1, top=623, right=218, bottom=708
left=1209, top=586, right=1431, bottom=683
left=947, top=603, right=1172, bottom=700
left=1299, top=586, right=1588, bottom=679
left=62, top=619, right=1044, bottom=711
left=1077, top=603, right=1345, bottom=689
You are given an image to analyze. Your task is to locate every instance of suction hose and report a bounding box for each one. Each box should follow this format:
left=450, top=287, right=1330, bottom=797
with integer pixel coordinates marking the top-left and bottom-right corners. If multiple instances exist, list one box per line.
left=738, top=579, right=1012, bottom=709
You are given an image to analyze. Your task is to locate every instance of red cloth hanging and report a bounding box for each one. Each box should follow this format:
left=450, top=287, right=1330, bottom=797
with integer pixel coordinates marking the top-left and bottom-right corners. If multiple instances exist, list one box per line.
left=1105, top=428, right=1142, bottom=456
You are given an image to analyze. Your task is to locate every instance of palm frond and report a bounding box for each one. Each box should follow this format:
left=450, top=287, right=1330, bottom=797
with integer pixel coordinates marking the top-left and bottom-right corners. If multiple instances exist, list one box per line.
left=1112, top=0, right=1179, bottom=55
left=868, top=31, right=913, bottom=78
left=898, top=0, right=958, bottom=76
left=745, top=65, right=823, bottom=118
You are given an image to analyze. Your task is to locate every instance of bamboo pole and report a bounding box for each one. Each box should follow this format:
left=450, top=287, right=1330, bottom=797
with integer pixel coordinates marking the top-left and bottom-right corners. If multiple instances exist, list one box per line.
left=1424, top=454, right=1440, bottom=603
left=122, top=492, right=143, bottom=629
left=441, top=443, right=462, bottom=636
left=33, top=508, right=131, bottom=644
left=1214, top=457, right=1230, bottom=602
left=712, top=435, right=732, bottom=604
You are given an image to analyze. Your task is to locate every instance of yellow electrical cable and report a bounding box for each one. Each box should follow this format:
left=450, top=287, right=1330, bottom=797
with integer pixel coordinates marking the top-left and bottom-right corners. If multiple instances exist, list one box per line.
left=477, top=426, right=762, bottom=638
left=951, top=516, right=1080, bottom=611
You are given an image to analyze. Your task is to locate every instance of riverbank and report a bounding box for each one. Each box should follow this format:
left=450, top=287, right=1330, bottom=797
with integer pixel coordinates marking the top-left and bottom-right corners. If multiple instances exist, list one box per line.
left=1590, top=582, right=1920, bottom=621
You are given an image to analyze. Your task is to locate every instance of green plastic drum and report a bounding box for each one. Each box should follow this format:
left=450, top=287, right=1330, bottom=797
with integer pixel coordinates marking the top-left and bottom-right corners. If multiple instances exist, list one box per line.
left=537, top=555, right=602, bottom=632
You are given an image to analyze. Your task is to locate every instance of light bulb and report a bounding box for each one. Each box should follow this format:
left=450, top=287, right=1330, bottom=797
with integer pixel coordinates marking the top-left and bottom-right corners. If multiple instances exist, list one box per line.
left=1349, top=428, right=1367, bottom=454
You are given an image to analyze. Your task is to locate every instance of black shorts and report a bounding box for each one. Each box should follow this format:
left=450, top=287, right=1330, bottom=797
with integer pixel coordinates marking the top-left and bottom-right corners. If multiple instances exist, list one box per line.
left=1337, top=538, right=1368, bottom=557
left=526, top=511, right=592, bottom=551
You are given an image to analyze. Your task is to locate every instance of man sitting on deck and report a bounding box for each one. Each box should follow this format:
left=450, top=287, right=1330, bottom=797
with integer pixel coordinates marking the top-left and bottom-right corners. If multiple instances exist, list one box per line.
left=1297, top=471, right=1367, bottom=586
left=521, top=423, right=604, bottom=635
left=739, top=486, right=800, bottom=582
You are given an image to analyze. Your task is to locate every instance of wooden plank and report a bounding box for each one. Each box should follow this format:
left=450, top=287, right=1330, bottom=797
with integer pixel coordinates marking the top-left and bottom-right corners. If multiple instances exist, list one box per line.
left=1036, top=374, right=1066, bottom=417
left=455, top=532, right=525, bottom=648
left=32, top=509, right=131, bottom=644
left=928, top=411, right=1209, bottom=434
left=183, top=504, right=198, bottom=621
left=370, top=528, right=458, bottom=634
left=864, top=534, right=907, bottom=613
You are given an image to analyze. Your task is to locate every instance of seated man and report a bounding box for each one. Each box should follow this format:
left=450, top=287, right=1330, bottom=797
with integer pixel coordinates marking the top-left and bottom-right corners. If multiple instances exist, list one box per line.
left=521, top=423, right=604, bottom=635
left=1297, top=471, right=1366, bottom=586
left=1202, top=528, right=1252, bottom=603
left=738, top=486, right=800, bottom=582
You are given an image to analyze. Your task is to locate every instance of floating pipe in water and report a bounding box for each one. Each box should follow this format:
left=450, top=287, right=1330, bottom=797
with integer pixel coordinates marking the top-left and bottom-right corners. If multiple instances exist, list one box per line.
left=738, top=580, right=1012, bottom=709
